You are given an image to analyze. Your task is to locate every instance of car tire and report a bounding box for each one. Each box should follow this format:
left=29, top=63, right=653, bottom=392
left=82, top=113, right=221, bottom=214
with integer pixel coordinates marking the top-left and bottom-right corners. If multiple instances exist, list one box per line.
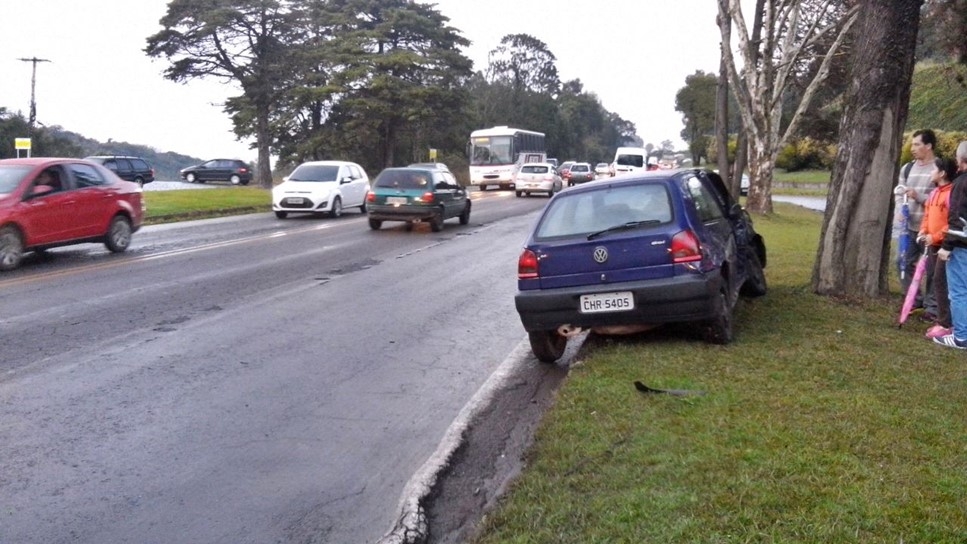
left=329, top=196, right=343, bottom=218
left=405, top=222, right=414, bottom=232
left=516, top=191, right=523, bottom=197
left=430, top=210, right=444, bottom=232
left=368, top=218, right=382, bottom=230
left=275, top=211, right=288, bottom=219
left=528, top=330, right=567, bottom=363
left=459, top=202, right=471, bottom=225
left=704, top=284, right=734, bottom=344
left=740, top=251, right=768, bottom=297
left=230, top=174, right=241, bottom=185
left=104, top=215, right=133, bottom=253
left=134, top=176, right=144, bottom=187
left=240, top=179, right=250, bottom=186
left=359, top=200, right=367, bottom=214
left=185, top=173, right=196, bottom=183
left=0, top=225, right=25, bottom=271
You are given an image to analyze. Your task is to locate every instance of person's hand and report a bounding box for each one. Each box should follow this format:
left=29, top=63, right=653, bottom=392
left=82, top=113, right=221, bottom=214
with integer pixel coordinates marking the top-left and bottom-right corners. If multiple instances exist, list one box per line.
left=906, top=188, right=918, bottom=201
left=939, top=248, right=952, bottom=261
left=917, top=233, right=928, bottom=245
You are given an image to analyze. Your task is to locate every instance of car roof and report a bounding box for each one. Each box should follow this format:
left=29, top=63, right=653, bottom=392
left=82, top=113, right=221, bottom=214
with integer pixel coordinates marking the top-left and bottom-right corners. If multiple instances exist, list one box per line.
left=295, top=160, right=356, bottom=166
left=520, top=162, right=556, bottom=168
left=0, top=157, right=84, bottom=166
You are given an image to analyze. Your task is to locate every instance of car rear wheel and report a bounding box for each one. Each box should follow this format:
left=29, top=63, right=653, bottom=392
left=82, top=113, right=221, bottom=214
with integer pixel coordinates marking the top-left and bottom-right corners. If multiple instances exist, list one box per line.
left=430, top=210, right=444, bottom=232
left=0, top=226, right=25, bottom=271
left=368, top=218, right=382, bottom=230
left=359, top=200, right=367, bottom=213
left=528, top=330, right=567, bottom=363
left=703, top=285, right=734, bottom=344
left=134, top=176, right=144, bottom=187
left=459, top=202, right=471, bottom=225
left=330, top=196, right=343, bottom=218
left=515, top=191, right=523, bottom=197
left=104, top=215, right=133, bottom=253
left=185, top=173, right=196, bottom=183
left=275, top=211, right=288, bottom=219
left=230, top=174, right=241, bottom=185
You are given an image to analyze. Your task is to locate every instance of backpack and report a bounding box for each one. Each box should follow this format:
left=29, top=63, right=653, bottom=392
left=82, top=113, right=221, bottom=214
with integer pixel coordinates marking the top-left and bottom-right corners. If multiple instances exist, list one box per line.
left=902, top=161, right=914, bottom=184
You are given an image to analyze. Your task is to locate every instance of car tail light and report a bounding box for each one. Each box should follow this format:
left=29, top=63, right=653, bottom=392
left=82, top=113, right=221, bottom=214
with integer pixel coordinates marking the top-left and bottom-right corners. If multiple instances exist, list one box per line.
left=419, top=192, right=434, bottom=203
left=518, top=249, right=539, bottom=279
left=670, top=230, right=702, bottom=263
left=366, top=191, right=375, bottom=202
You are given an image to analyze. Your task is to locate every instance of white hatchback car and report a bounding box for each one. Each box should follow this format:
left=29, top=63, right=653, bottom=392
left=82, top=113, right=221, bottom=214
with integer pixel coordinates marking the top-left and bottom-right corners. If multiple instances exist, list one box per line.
left=514, top=162, right=563, bottom=197
left=273, top=161, right=370, bottom=219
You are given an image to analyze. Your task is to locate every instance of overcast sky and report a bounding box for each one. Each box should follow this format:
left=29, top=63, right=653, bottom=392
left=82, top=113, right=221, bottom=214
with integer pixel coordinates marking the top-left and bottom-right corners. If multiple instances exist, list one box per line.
left=0, top=1, right=726, bottom=161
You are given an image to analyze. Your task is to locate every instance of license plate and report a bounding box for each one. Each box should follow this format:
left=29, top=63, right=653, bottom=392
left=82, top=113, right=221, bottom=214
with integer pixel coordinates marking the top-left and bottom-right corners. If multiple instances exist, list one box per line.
left=284, top=197, right=304, bottom=205
left=387, top=196, right=407, bottom=205
left=579, top=292, right=634, bottom=313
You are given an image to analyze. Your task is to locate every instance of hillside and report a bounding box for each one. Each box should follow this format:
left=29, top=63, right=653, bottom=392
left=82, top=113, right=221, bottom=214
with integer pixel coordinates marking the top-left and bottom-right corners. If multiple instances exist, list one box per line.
left=906, top=62, right=967, bottom=132
left=51, top=128, right=206, bottom=181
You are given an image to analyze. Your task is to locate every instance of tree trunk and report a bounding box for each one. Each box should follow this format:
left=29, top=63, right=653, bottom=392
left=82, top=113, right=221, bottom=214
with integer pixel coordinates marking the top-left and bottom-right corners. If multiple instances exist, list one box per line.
left=812, top=0, right=923, bottom=298
left=715, top=0, right=731, bottom=191
left=256, top=102, right=272, bottom=189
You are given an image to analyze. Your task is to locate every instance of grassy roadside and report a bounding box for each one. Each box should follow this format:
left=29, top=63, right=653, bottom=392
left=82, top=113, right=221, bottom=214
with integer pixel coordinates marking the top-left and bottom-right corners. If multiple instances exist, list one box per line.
left=142, top=187, right=271, bottom=225
left=471, top=203, right=967, bottom=543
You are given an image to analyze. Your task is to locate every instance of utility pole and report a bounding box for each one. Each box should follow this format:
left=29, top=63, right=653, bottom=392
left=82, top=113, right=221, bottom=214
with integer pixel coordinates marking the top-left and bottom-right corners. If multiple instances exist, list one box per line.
left=18, top=56, right=51, bottom=129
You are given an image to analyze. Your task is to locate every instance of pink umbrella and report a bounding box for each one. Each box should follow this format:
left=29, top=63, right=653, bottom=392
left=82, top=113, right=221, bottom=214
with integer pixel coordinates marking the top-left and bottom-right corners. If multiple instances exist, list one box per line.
left=898, top=248, right=929, bottom=328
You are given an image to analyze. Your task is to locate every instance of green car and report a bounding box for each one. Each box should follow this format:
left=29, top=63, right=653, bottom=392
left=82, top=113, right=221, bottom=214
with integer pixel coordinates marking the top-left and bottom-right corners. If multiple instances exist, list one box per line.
left=366, top=167, right=471, bottom=231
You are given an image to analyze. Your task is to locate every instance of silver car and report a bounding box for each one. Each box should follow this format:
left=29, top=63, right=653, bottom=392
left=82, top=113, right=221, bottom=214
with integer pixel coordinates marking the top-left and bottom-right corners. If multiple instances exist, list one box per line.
left=513, top=163, right=563, bottom=198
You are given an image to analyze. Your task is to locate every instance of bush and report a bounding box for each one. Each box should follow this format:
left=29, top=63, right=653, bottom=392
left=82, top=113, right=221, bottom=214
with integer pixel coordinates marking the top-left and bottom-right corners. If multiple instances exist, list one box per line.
left=776, top=137, right=835, bottom=172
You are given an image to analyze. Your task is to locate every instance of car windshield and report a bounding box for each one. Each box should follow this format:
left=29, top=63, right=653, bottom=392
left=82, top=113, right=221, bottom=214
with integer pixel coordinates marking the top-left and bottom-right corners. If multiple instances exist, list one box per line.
left=616, top=154, right=644, bottom=168
left=289, top=164, right=339, bottom=182
left=521, top=165, right=549, bottom=174
left=0, top=166, right=31, bottom=194
left=375, top=169, right=432, bottom=189
left=534, top=183, right=673, bottom=240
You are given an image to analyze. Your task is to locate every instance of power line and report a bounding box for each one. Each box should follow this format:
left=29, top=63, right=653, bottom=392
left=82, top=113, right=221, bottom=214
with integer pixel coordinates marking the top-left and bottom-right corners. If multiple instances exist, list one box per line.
left=17, top=56, right=51, bottom=129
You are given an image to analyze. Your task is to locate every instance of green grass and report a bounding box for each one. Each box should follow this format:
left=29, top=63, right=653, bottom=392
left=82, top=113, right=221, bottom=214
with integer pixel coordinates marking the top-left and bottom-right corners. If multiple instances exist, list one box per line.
left=142, top=187, right=271, bottom=224
left=472, top=204, right=967, bottom=543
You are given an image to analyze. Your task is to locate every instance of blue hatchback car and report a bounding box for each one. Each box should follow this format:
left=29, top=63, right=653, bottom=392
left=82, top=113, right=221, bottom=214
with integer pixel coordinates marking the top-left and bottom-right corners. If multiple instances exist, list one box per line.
left=514, top=169, right=767, bottom=363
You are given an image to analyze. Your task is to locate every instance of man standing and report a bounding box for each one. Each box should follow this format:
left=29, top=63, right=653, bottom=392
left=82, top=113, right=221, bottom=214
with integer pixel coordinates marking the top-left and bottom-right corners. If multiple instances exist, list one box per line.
left=899, top=129, right=939, bottom=318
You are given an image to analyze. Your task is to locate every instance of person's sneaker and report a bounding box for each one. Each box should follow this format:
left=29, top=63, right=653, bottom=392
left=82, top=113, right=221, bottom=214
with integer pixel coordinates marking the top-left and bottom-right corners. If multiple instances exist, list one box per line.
left=933, top=334, right=967, bottom=349
left=925, top=325, right=952, bottom=339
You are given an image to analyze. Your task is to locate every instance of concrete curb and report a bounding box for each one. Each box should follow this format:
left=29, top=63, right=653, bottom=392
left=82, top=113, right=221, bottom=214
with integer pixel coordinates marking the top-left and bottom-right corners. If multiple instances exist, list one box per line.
left=375, top=339, right=535, bottom=544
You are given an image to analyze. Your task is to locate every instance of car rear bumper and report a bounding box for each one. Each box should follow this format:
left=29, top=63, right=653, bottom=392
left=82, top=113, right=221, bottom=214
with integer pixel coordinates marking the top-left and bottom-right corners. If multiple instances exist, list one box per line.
left=367, top=205, right=438, bottom=221
left=515, top=273, right=723, bottom=332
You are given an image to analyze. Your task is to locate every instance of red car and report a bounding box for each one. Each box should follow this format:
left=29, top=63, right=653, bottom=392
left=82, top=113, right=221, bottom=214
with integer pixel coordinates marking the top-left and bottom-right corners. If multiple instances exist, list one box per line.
left=0, top=157, right=144, bottom=271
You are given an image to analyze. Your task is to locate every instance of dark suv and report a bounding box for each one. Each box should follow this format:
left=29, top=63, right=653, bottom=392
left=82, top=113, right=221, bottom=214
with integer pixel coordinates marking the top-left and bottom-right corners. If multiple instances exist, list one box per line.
left=84, top=156, right=155, bottom=186
left=180, top=159, right=252, bottom=185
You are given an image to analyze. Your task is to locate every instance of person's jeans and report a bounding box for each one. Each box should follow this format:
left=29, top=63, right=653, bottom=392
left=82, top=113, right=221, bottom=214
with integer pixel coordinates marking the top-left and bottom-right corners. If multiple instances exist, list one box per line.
left=946, top=247, right=967, bottom=341
left=930, top=246, right=951, bottom=327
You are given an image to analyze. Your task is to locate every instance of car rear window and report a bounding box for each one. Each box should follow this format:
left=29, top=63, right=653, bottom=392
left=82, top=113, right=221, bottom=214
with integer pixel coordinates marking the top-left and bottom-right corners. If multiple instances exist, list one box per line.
left=290, top=164, right=340, bottom=182
left=572, top=165, right=589, bottom=172
left=520, top=165, right=549, bottom=174
left=375, top=169, right=432, bottom=189
left=534, top=183, right=673, bottom=240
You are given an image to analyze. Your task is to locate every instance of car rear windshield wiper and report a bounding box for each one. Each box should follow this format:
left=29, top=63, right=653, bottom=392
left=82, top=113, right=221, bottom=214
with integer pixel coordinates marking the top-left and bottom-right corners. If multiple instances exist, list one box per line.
left=587, top=220, right=660, bottom=240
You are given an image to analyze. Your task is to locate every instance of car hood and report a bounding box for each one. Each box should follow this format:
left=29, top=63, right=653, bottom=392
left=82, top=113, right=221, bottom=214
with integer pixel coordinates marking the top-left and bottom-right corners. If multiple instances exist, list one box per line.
left=274, top=180, right=338, bottom=193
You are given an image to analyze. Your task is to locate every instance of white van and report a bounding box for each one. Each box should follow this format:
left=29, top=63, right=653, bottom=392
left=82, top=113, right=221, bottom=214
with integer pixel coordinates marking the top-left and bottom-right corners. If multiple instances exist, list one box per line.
left=610, top=147, right=648, bottom=177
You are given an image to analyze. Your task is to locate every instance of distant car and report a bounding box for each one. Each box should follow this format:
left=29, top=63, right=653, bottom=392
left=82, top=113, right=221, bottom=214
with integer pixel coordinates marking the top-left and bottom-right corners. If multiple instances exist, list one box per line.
left=513, top=162, right=563, bottom=198
left=84, top=155, right=155, bottom=186
left=515, top=168, right=767, bottom=363
left=180, top=159, right=252, bottom=185
left=558, top=161, right=576, bottom=179
left=594, top=162, right=610, bottom=178
left=0, top=157, right=144, bottom=271
left=566, top=162, right=594, bottom=185
left=366, top=166, right=471, bottom=231
left=272, top=160, right=370, bottom=219
left=546, top=158, right=559, bottom=169
left=610, top=147, right=647, bottom=177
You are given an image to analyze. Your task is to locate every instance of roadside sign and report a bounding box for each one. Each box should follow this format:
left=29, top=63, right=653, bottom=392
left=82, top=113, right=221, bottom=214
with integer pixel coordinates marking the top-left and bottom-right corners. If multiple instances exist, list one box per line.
left=429, top=148, right=437, bottom=160
left=15, top=137, right=31, bottom=158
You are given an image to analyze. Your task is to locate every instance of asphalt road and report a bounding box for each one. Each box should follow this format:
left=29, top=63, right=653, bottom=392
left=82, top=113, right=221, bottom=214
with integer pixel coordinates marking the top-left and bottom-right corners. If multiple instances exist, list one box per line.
left=0, top=190, right=556, bottom=543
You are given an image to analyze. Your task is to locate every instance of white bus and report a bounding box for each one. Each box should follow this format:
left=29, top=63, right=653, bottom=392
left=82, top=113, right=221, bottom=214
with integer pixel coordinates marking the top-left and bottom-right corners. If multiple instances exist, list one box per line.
left=468, top=126, right=546, bottom=190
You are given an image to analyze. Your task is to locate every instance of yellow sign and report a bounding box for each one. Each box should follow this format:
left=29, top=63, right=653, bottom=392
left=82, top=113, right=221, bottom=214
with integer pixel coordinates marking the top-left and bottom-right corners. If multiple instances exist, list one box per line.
left=429, top=148, right=437, bottom=160
left=15, top=138, right=31, bottom=150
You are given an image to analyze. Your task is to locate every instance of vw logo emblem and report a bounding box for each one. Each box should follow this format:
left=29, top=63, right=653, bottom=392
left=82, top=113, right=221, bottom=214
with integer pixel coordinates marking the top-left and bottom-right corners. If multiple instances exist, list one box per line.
left=593, top=246, right=608, bottom=263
